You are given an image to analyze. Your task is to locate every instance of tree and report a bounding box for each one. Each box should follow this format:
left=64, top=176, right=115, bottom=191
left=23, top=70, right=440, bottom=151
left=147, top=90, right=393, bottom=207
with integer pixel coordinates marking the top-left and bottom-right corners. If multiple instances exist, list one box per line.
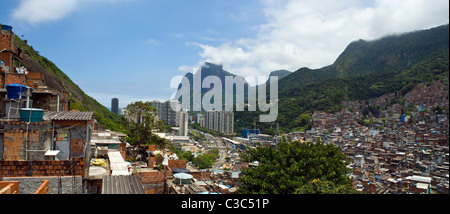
left=295, top=179, right=359, bottom=194
left=192, top=149, right=219, bottom=169
left=293, top=113, right=312, bottom=131
left=120, top=101, right=167, bottom=150
left=237, top=141, right=354, bottom=194
left=170, top=145, right=194, bottom=162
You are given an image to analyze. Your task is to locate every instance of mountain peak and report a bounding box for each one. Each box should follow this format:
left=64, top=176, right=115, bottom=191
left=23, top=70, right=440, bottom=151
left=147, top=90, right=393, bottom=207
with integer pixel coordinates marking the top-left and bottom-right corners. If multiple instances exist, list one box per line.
left=203, top=62, right=223, bottom=70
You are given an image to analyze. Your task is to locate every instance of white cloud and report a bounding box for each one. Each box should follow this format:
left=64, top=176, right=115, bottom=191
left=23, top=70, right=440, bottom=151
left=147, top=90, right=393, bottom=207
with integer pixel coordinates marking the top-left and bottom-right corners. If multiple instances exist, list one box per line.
left=178, top=65, right=199, bottom=74
left=10, top=0, right=119, bottom=24
left=192, top=0, right=449, bottom=78
left=11, top=0, right=78, bottom=24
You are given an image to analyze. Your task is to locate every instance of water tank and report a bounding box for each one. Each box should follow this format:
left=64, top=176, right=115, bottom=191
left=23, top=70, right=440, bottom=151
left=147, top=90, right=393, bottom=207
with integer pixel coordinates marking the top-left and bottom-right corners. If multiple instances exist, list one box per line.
left=19, top=108, right=44, bottom=123
left=172, top=168, right=190, bottom=174
left=173, top=173, right=193, bottom=185
left=6, top=84, right=27, bottom=99
left=1, top=25, right=13, bottom=31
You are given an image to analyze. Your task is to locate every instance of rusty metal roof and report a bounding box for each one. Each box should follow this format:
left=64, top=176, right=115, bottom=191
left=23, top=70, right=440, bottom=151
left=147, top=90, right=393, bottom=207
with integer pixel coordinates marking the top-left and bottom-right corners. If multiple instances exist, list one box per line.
left=43, top=111, right=93, bottom=121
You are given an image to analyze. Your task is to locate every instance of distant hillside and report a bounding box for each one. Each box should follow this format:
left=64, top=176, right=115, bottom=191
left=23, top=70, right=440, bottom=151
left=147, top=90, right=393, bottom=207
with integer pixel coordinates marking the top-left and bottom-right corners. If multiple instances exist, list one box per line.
left=14, top=36, right=120, bottom=131
left=279, top=24, right=449, bottom=96
left=269, top=70, right=292, bottom=79
left=236, top=24, right=449, bottom=133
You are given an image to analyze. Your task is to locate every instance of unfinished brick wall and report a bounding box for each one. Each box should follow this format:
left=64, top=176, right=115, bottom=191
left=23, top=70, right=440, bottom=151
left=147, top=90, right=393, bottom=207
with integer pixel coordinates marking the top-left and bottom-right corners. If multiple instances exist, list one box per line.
left=168, top=159, right=187, bottom=169
left=3, top=121, right=52, bottom=161
left=134, top=171, right=168, bottom=194
left=0, top=52, right=11, bottom=69
left=134, top=171, right=166, bottom=184
left=1, top=29, right=17, bottom=77
left=191, top=171, right=211, bottom=181
left=71, top=138, right=85, bottom=158
left=25, top=72, right=45, bottom=88
left=0, top=158, right=86, bottom=178
left=145, top=186, right=164, bottom=194
left=0, top=30, right=13, bottom=50
left=3, top=129, right=40, bottom=161
left=3, top=121, right=88, bottom=161
left=5, top=73, right=26, bottom=85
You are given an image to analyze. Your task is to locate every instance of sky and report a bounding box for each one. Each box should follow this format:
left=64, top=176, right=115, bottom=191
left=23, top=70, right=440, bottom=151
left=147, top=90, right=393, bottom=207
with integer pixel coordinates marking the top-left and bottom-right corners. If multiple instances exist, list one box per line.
left=1, top=0, right=449, bottom=108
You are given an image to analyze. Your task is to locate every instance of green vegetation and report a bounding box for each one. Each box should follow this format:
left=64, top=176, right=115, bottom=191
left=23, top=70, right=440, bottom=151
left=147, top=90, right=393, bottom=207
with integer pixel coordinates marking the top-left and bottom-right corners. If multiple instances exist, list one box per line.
left=294, top=178, right=360, bottom=194
left=170, top=145, right=195, bottom=162
left=238, top=141, right=358, bottom=194
left=192, top=148, right=219, bottom=169
left=119, top=101, right=167, bottom=149
left=292, top=113, right=312, bottom=132
left=189, top=130, right=204, bottom=142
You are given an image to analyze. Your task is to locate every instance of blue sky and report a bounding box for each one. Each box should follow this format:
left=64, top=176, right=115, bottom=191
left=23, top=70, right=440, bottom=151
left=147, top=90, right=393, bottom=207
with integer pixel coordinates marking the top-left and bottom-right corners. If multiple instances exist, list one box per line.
left=1, top=0, right=448, bottom=108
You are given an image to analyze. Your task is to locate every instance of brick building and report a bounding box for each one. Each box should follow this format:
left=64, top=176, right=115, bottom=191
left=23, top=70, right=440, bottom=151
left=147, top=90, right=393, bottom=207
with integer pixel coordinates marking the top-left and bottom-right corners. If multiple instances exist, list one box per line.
left=0, top=25, right=69, bottom=117
left=1, top=24, right=25, bottom=87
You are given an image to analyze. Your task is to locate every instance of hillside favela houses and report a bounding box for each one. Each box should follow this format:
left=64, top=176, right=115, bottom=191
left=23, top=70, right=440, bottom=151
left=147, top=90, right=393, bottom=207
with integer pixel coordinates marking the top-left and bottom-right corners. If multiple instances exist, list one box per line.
left=282, top=82, right=449, bottom=194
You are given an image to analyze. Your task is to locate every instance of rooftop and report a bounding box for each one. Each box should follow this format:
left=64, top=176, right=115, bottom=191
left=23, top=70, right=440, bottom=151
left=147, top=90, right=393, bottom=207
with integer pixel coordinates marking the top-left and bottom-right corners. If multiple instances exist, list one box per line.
left=101, top=175, right=145, bottom=194
left=108, top=150, right=130, bottom=176
left=43, top=111, right=93, bottom=121
left=90, top=130, right=125, bottom=146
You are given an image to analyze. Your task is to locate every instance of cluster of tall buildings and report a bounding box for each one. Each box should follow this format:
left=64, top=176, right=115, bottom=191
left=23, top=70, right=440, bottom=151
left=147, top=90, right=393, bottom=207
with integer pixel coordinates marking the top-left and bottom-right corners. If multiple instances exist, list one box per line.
left=116, top=98, right=234, bottom=136
left=148, top=101, right=234, bottom=135
left=197, top=111, right=234, bottom=135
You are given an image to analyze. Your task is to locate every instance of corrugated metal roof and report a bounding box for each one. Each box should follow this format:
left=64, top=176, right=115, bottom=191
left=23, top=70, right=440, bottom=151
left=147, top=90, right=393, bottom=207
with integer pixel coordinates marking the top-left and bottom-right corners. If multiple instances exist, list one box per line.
left=102, top=175, right=145, bottom=194
left=43, top=111, right=93, bottom=121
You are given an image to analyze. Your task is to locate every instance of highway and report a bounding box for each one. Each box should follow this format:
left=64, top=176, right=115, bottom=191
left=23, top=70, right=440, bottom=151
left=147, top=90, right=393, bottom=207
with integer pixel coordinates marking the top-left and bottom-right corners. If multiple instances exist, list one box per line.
left=190, top=129, right=231, bottom=173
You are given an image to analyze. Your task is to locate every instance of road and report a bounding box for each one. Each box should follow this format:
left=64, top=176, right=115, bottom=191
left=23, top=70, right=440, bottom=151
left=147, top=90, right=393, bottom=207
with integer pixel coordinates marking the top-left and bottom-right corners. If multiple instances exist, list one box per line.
left=190, top=129, right=231, bottom=172
left=211, top=139, right=228, bottom=173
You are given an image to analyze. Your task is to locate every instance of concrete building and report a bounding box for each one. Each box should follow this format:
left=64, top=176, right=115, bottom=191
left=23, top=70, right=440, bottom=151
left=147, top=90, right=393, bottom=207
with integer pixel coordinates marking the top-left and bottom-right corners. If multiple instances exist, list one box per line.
left=204, top=111, right=234, bottom=135
left=150, top=100, right=180, bottom=126
left=178, top=111, right=188, bottom=136
left=0, top=25, right=69, bottom=115
left=111, top=98, right=119, bottom=114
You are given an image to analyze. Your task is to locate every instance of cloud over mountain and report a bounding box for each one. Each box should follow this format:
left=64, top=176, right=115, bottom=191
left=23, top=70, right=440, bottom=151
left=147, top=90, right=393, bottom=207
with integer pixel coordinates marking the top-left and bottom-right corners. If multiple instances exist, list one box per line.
left=193, top=0, right=449, bottom=78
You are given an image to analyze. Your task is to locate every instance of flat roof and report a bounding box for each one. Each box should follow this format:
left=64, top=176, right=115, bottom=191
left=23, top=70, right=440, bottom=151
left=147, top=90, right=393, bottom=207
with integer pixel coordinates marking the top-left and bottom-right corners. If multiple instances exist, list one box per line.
left=416, top=183, right=429, bottom=190
left=91, top=130, right=125, bottom=145
left=108, top=150, right=130, bottom=176
left=91, top=139, right=121, bottom=145
left=410, top=175, right=432, bottom=183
